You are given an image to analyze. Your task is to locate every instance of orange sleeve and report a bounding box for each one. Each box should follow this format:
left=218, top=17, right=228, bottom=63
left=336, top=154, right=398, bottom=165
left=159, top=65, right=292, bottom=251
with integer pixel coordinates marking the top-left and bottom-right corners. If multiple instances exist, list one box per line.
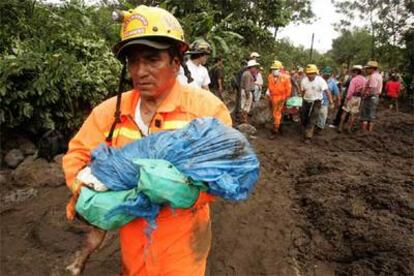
left=212, top=102, right=232, bottom=127
left=62, top=109, right=108, bottom=193
left=285, top=77, right=292, bottom=99
left=267, top=75, right=274, bottom=94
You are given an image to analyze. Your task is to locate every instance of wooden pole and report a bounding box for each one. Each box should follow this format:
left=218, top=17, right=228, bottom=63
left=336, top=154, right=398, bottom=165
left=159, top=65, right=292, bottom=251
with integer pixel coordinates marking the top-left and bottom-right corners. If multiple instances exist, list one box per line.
left=309, top=33, right=315, bottom=63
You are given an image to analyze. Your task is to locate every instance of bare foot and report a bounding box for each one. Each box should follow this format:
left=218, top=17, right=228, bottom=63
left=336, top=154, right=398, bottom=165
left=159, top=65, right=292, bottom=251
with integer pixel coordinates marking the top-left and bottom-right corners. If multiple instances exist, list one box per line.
left=66, top=227, right=106, bottom=275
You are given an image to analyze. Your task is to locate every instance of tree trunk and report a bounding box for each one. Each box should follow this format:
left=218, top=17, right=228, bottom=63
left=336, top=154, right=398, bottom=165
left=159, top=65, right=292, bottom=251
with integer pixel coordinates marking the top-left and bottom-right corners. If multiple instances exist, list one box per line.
left=273, top=26, right=279, bottom=40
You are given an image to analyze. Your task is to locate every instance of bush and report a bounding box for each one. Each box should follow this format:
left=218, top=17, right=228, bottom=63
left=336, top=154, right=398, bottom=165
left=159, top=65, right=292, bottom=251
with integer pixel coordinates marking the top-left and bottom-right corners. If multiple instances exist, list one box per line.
left=0, top=0, right=120, bottom=136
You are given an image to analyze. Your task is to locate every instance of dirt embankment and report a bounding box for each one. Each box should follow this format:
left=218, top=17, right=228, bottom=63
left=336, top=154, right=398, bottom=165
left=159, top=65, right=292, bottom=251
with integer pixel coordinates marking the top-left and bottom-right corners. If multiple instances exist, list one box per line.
left=1, top=109, right=413, bottom=275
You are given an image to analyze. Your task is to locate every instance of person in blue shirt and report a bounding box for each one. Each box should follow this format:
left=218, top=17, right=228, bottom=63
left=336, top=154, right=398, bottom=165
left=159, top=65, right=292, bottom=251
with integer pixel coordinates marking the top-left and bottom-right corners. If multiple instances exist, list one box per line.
left=317, top=66, right=339, bottom=130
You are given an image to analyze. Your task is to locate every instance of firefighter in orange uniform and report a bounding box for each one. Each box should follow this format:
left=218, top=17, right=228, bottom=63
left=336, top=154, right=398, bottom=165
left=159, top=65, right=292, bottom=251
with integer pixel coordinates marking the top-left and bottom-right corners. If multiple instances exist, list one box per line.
left=267, top=60, right=291, bottom=137
left=62, top=5, right=231, bottom=275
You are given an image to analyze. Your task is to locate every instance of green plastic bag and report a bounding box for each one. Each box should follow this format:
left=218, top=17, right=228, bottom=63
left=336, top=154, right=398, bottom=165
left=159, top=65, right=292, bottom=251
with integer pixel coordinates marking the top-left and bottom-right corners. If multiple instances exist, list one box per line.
left=75, top=187, right=137, bottom=230
left=134, top=159, right=207, bottom=208
left=286, top=96, right=303, bottom=107
left=75, top=159, right=206, bottom=230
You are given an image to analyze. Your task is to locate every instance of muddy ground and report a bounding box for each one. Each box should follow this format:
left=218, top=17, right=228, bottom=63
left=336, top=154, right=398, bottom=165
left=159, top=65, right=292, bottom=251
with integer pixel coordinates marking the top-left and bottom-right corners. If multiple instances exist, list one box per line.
left=1, top=107, right=413, bottom=276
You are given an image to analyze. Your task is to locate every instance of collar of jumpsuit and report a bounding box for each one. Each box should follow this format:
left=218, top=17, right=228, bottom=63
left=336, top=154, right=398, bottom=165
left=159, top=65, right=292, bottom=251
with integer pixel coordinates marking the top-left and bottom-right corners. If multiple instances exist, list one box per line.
left=117, top=79, right=188, bottom=130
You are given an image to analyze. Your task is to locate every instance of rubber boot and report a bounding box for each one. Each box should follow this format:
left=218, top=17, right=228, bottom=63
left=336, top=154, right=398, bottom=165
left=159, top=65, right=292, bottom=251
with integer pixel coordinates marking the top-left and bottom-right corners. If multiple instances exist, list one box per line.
left=268, top=126, right=280, bottom=140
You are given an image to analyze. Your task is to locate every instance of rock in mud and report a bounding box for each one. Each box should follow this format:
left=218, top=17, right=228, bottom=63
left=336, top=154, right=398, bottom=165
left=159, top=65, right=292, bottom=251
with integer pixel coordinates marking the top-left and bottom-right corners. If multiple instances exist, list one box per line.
left=2, top=188, right=38, bottom=204
left=236, top=123, right=257, bottom=136
left=11, top=156, right=65, bottom=187
left=251, top=100, right=272, bottom=126
left=19, top=139, right=37, bottom=155
left=53, top=154, right=64, bottom=166
left=4, top=149, right=25, bottom=169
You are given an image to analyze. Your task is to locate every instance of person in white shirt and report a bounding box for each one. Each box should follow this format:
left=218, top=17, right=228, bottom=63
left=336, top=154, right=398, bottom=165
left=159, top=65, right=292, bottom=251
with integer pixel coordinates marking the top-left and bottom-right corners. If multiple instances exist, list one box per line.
left=177, top=39, right=211, bottom=90
left=250, top=52, right=263, bottom=103
left=300, top=64, right=332, bottom=141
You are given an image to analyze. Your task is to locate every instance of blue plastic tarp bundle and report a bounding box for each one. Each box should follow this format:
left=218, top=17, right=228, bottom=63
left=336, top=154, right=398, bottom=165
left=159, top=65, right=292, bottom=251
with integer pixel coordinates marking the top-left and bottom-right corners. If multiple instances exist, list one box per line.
left=90, top=117, right=260, bottom=223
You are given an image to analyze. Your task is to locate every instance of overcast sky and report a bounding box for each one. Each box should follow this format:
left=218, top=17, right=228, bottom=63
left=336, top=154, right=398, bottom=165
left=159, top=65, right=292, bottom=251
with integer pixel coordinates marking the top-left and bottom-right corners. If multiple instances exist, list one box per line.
left=278, top=0, right=341, bottom=53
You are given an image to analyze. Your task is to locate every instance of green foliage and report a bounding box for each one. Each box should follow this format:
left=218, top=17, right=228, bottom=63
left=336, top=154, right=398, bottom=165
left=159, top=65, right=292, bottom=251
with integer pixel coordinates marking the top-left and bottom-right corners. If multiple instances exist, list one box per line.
left=329, top=28, right=373, bottom=67
left=0, top=0, right=120, bottom=135
left=332, top=0, right=414, bottom=70
left=0, top=0, right=320, bottom=135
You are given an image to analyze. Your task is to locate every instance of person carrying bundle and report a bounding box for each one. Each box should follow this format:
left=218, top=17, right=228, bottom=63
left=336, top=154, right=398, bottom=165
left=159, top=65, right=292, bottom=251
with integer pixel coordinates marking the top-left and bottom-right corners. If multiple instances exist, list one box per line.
left=62, top=5, right=239, bottom=276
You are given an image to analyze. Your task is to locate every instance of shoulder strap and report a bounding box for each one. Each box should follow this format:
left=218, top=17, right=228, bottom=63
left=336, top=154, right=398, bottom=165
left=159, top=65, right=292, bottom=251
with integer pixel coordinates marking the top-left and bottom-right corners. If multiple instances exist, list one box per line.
left=106, top=62, right=127, bottom=145
left=182, top=62, right=193, bottom=83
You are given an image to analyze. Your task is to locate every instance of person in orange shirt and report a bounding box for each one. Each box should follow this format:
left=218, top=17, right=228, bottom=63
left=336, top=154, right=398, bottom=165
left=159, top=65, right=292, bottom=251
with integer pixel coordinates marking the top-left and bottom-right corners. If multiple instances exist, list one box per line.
left=62, top=5, right=231, bottom=276
left=266, top=60, right=291, bottom=137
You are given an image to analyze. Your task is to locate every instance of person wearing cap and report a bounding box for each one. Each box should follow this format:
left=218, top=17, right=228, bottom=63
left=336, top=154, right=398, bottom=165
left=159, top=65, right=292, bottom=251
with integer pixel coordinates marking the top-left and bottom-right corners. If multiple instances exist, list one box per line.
left=178, top=39, right=212, bottom=90
left=62, top=5, right=231, bottom=275
left=317, top=66, right=339, bottom=131
left=266, top=60, right=291, bottom=136
left=300, top=64, right=332, bottom=141
left=250, top=52, right=264, bottom=105
left=239, top=59, right=260, bottom=122
left=360, top=60, right=383, bottom=131
left=338, top=65, right=367, bottom=133
left=250, top=52, right=260, bottom=60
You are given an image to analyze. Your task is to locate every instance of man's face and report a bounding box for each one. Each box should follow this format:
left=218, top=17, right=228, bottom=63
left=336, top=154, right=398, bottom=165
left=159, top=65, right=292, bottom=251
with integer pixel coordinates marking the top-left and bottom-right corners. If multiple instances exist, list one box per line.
left=200, top=54, right=209, bottom=65
left=322, top=74, right=330, bottom=80
left=250, top=66, right=258, bottom=75
left=127, top=45, right=180, bottom=98
left=366, top=67, right=375, bottom=74
left=307, top=72, right=317, bottom=81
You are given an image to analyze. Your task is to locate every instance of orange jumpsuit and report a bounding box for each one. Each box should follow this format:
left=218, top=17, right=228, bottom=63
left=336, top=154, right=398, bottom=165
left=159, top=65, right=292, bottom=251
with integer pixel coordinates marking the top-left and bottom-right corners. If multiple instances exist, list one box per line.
left=267, top=74, right=291, bottom=130
left=63, top=80, right=232, bottom=275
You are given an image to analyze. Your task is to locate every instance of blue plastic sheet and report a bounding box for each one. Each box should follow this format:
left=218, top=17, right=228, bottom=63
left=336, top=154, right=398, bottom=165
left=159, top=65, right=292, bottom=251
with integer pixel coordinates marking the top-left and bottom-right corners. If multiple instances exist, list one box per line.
left=90, top=117, right=260, bottom=223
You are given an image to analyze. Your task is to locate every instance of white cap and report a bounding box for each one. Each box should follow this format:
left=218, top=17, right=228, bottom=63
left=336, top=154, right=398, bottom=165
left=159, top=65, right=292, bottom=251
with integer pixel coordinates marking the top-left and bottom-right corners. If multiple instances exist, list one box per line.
left=246, top=60, right=260, bottom=68
left=352, top=65, right=363, bottom=70
left=250, top=52, right=260, bottom=58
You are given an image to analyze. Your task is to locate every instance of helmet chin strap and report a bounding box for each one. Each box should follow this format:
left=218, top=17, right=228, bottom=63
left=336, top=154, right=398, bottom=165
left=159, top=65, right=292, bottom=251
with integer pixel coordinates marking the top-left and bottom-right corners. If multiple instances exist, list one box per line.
left=106, top=60, right=127, bottom=145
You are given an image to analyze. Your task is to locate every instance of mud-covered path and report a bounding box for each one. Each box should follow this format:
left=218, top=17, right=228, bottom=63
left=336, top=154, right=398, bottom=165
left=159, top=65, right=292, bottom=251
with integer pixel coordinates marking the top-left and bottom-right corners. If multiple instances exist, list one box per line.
left=1, top=109, right=413, bottom=275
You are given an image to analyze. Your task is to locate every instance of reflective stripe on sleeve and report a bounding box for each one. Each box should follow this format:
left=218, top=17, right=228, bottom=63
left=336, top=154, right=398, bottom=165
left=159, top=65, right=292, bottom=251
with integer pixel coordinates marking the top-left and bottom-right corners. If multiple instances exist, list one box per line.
left=104, top=127, right=142, bottom=140
left=162, top=120, right=189, bottom=130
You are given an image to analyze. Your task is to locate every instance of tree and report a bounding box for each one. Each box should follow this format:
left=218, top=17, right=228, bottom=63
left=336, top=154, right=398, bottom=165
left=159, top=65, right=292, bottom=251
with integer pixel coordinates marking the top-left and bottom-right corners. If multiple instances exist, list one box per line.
left=332, top=0, right=414, bottom=63
left=0, top=0, right=120, bottom=135
left=329, top=28, right=373, bottom=67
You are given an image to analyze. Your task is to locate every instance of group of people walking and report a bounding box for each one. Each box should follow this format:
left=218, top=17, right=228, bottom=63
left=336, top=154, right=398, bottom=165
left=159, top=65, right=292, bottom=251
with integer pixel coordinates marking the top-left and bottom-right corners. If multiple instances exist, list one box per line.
left=230, top=54, right=401, bottom=142
left=172, top=39, right=401, bottom=143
